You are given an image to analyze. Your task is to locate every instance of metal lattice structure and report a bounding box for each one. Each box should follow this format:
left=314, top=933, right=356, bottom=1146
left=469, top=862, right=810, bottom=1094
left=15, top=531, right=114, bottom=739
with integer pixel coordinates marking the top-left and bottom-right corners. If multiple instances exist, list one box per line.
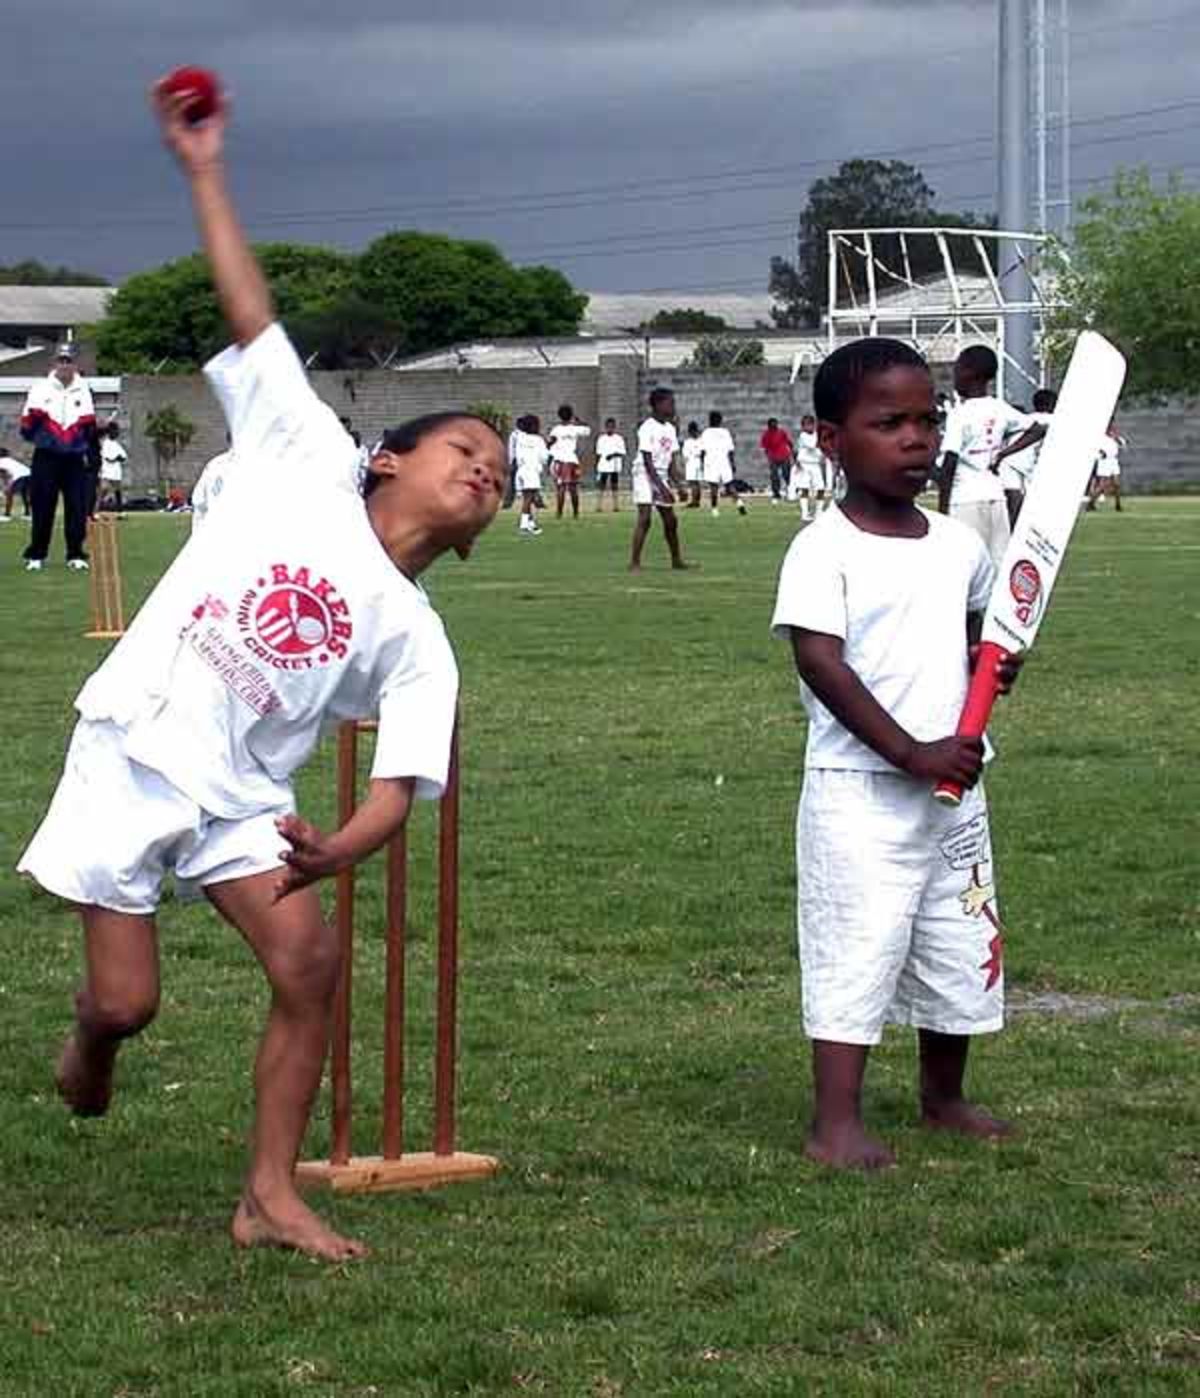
left=826, top=226, right=1065, bottom=400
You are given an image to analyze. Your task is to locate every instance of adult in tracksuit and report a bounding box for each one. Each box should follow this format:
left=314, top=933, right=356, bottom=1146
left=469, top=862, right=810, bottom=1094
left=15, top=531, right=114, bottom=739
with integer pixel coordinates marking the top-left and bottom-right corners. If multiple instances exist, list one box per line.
left=21, top=344, right=97, bottom=571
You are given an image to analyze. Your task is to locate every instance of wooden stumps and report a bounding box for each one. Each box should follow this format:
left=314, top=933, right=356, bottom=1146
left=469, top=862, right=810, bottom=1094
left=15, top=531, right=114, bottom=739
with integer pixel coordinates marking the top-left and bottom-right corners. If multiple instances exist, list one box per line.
left=295, top=719, right=498, bottom=1195
left=85, top=514, right=125, bottom=639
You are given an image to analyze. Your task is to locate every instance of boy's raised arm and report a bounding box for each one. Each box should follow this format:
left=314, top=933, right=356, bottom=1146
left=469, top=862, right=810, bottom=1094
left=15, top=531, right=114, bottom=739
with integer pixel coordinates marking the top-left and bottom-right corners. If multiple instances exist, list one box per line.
left=151, top=81, right=273, bottom=348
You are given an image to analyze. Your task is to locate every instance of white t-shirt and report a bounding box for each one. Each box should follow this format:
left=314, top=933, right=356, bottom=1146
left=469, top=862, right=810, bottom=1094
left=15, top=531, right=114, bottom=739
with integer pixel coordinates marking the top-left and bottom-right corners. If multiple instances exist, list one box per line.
left=998, top=410, right=1052, bottom=489
left=191, top=449, right=235, bottom=533
left=795, top=430, right=823, bottom=470
left=0, top=453, right=29, bottom=483
left=941, top=396, right=1028, bottom=505
left=74, top=322, right=458, bottom=820
left=513, top=430, right=549, bottom=490
left=635, top=417, right=678, bottom=485
left=698, top=425, right=735, bottom=481
left=99, top=438, right=127, bottom=482
left=594, top=432, right=625, bottom=472
left=771, top=506, right=994, bottom=772
left=548, top=423, right=591, bottom=464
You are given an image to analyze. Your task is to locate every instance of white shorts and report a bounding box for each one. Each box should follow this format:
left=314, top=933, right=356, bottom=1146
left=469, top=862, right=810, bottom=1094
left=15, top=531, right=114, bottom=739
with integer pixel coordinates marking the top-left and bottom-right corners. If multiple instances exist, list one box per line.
left=702, top=462, right=732, bottom=486
left=794, top=460, right=829, bottom=492
left=684, top=457, right=703, bottom=484
left=796, top=769, right=1004, bottom=1045
left=950, top=499, right=1011, bottom=572
left=99, top=467, right=123, bottom=483
left=18, top=718, right=289, bottom=915
left=631, top=473, right=674, bottom=507
left=515, top=467, right=542, bottom=493
left=1095, top=461, right=1120, bottom=479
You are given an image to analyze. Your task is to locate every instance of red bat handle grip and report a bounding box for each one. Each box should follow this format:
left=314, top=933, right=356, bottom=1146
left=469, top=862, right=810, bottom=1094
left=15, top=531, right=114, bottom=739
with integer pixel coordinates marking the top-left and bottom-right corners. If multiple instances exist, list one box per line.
left=933, top=640, right=1008, bottom=807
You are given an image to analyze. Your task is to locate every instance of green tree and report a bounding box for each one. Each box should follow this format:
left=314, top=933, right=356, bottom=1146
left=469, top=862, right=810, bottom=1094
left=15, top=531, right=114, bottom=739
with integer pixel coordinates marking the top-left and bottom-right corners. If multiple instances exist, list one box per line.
left=143, top=404, right=195, bottom=495
left=1048, top=168, right=1200, bottom=398
left=353, top=232, right=586, bottom=354
left=0, top=259, right=109, bottom=286
left=286, top=294, right=407, bottom=370
left=685, top=336, right=765, bottom=370
left=97, top=244, right=353, bottom=372
left=769, top=159, right=989, bottom=327
left=640, top=307, right=729, bottom=334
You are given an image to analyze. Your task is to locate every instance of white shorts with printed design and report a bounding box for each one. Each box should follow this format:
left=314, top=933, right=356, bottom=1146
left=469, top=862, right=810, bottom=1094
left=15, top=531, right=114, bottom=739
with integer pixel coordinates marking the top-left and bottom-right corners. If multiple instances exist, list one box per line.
left=18, top=719, right=289, bottom=915
left=796, top=769, right=1004, bottom=1045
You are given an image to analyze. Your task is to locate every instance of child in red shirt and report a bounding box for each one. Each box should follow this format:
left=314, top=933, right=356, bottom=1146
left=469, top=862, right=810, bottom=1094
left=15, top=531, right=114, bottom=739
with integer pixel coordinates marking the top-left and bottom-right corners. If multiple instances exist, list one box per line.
left=760, top=417, right=794, bottom=503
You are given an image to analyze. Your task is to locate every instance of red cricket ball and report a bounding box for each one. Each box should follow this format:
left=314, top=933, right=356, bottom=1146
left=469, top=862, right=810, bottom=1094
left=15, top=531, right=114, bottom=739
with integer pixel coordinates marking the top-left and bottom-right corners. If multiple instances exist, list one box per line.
left=161, top=66, right=222, bottom=124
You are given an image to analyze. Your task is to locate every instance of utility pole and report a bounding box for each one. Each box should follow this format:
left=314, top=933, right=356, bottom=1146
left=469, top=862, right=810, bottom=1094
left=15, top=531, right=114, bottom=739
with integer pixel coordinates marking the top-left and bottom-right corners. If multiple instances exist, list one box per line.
left=998, top=0, right=1036, bottom=394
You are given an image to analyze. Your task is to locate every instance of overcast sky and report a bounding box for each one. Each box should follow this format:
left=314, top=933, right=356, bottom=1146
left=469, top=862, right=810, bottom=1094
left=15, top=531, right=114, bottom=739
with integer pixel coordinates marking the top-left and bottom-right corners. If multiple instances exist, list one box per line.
left=2, top=0, right=1195, bottom=297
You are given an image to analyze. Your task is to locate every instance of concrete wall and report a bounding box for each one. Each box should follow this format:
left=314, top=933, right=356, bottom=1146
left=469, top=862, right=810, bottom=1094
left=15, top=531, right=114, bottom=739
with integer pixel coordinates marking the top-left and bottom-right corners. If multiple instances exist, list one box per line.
left=2, top=359, right=1193, bottom=494
left=118, top=363, right=605, bottom=492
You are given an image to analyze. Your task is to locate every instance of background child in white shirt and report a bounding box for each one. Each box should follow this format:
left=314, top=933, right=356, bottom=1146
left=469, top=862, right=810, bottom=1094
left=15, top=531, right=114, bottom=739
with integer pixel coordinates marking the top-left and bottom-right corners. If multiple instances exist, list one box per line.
left=992, top=388, right=1056, bottom=526
left=699, top=410, right=743, bottom=516
left=630, top=389, right=689, bottom=572
left=0, top=447, right=31, bottom=519
left=593, top=417, right=624, bottom=512
left=772, top=337, right=1022, bottom=1171
left=513, top=413, right=550, bottom=535
left=681, top=421, right=704, bottom=508
left=98, top=423, right=128, bottom=512
left=547, top=404, right=590, bottom=520
left=791, top=413, right=829, bottom=522
left=938, top=344, right=1028, bottom=569
left=18, top=79, right=506, bottom=1263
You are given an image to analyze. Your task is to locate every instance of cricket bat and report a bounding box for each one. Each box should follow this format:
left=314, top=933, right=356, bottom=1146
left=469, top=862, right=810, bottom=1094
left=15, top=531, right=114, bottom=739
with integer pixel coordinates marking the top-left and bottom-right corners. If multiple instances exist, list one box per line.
left=933, top=330, right=1127, bottom=807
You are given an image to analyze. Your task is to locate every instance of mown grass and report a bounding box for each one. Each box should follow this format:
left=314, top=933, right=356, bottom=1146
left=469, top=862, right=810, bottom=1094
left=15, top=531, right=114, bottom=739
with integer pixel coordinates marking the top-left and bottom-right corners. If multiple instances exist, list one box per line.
left=0, top=497, right=1196, bottom=1397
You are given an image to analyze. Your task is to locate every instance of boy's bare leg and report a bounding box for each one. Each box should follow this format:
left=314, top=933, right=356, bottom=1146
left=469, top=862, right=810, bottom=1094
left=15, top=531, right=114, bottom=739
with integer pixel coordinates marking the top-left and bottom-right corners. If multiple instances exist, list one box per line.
left=658, top=505, right=689, bottom=569
left=569, top=483, right=580, bottom=518
left=918, top=1029, right=1012, bottom=1138
left=807, top=1040, right=896, bottom=1169
left=205, top=870, right=366, bottom=1261
left=629, top=503, right=652, bottom=569
left=58, top=906, right=161, bottom=1116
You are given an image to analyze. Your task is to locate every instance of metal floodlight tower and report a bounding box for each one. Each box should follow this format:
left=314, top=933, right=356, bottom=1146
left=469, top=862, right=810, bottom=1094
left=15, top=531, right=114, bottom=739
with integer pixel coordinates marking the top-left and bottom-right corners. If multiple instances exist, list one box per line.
left=998, top=0, right=1036, bottom=393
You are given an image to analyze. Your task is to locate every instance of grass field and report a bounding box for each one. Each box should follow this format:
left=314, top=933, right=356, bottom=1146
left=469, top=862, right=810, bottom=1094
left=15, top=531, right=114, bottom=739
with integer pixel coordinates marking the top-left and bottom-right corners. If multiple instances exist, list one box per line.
left=1, top=498, right=1197, bottom=1397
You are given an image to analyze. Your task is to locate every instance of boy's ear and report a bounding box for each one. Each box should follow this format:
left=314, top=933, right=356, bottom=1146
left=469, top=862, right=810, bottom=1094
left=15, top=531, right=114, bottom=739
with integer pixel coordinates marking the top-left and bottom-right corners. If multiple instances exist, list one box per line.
left=817, top=420, right=840, bottom=462
left=368, top=448, right=403, bottom=481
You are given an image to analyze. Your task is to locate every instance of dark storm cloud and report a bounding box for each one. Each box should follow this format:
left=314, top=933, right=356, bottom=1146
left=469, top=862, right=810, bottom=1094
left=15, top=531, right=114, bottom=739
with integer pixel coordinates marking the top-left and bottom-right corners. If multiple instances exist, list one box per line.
left=0, top=0, right=1185, bottom=290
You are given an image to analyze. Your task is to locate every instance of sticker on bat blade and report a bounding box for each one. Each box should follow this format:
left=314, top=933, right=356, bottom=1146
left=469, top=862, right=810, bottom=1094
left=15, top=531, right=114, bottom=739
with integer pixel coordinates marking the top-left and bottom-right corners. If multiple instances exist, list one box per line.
left=1009, top=559, right=1044, bottom=628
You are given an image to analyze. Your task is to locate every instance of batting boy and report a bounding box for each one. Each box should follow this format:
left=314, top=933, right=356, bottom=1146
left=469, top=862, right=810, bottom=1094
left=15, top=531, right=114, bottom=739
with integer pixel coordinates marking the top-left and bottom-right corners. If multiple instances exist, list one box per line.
left=18, top=80, right=506, bottom=1261
left=772, top=338, right=1021, bottom=1170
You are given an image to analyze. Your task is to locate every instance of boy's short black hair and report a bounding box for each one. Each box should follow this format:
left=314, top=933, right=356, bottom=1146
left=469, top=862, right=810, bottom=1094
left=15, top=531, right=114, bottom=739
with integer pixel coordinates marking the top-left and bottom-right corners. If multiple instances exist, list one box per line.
left=106, top=422, right=121, bottom=437
left=604, top=416, right=616, bottom=427
left=956, top=343, right=998, bottom=384
left=365, top=411, right=503, bottom=498
left=1032, top=388, right=1058, bottom=413
left=813, top=338, right=930, bottom=426
left=557, top=403, right=573, bottom=421
left=708, top=410, right=722, bottom=427
left=687, top=420, right=700, bottom=434
left=766, top=417, right=779, bottom=428
left=648, top=387, right=673, bottom=412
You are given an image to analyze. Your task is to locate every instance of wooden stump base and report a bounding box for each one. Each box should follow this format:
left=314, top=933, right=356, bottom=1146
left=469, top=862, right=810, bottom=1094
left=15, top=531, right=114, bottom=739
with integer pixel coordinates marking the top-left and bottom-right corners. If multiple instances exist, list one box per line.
left=295, top=1150, right=500, bottom=1196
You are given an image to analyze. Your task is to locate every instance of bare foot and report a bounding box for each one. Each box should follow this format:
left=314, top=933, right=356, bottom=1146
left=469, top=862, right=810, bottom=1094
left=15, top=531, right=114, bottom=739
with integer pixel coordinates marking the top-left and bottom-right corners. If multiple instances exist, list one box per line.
left=55, top=1031, right=114, bottom=1117
left=922, top=1098, right=1014, bottom=1139
left=671, top=560, right=692, bottom=571
left=805, top=1122, right=896, bottom=1170
left=231, top=1189, right=368, bottom=1262
left=628, top=563, right=642, bottom=573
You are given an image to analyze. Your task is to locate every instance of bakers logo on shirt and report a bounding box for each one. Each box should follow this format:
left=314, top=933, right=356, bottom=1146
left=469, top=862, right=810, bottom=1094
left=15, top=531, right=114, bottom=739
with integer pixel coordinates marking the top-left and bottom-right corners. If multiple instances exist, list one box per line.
left=236, top=562, right=354, bottom=671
